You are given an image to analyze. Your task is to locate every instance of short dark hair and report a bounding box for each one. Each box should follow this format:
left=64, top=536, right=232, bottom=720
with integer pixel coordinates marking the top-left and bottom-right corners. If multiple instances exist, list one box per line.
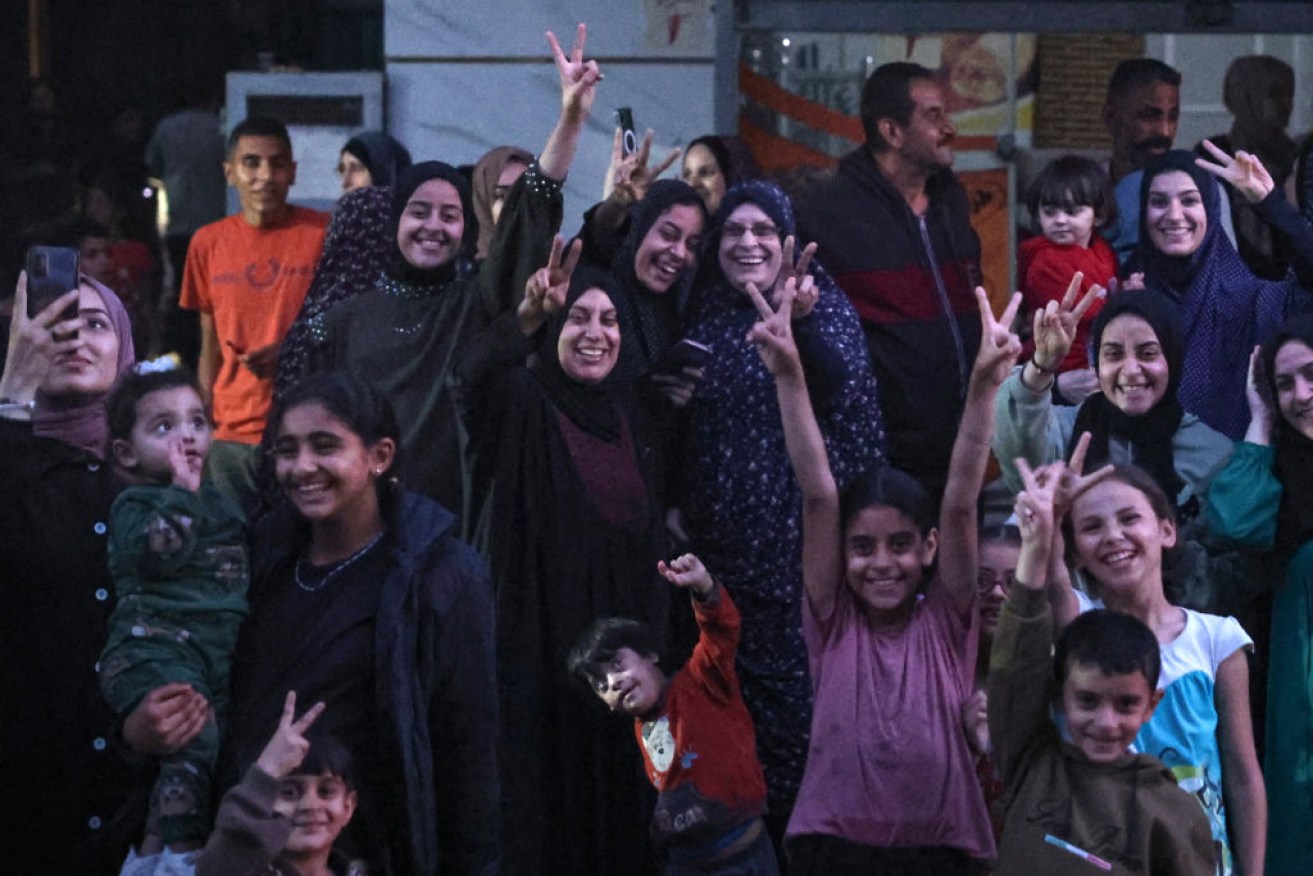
left=839, top=465, right=935, bottom=536
left=1055, top=609, right=1161, bottom=691
left=227, top=116, right=292, bottom=157
left=106, top=366, right=204, bottom=447
left=567, top=617, right=661, bottom=691
left=1106, top=59, right=1181, bottom=105
left=1026, top=155, right=1117, bottom=232
left=860, top=62, right=938, bottom=151
left=293, top=731, right=355, bottom=789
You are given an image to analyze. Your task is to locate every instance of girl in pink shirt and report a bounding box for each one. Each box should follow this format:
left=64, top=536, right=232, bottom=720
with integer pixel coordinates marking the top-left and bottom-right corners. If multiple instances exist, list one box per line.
left=748, top=279, right=1020, bottom=873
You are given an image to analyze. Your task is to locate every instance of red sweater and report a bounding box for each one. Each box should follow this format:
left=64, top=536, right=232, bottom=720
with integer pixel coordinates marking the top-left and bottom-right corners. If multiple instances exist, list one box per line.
left=634, top=588, right=767, bottom=852
left=1018, top=234, right=1117, bottom=372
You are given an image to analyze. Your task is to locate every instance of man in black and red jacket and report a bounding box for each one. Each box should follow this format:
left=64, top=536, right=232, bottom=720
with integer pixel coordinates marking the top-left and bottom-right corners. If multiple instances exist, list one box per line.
left=797, top=62, right=982, bottom=504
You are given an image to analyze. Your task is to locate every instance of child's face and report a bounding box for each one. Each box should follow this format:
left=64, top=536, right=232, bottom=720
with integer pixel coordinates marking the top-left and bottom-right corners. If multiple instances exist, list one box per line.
left=1061, top=662, right=1161, bottom=764
left=273, top=402, right=394, bottom=527
left=112, top=385, right=211, bottom=483
left=272, top=771, right=357, bottom=861
left=1069, top=479, right=1175, bottom=594
left=1038, top=202, right=1096, bottom=249
left=591, top=647, right=665, bottom=718
left=844, top=506, right=937, bottom=618
left=977, top=540, right=1019, bottom=638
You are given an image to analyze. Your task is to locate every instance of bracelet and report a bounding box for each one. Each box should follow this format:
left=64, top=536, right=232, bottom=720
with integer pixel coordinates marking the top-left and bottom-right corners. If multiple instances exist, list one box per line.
left=1029, top=357, right=1058, bottom=375
left=0, top=398, right=35, bottom=412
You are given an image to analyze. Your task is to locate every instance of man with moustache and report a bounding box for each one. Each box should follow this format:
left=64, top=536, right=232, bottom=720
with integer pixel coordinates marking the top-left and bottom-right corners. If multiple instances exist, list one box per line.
left=797, top=62, right=981, bottom=504
left=1103, top=58, right=1235, bottom=264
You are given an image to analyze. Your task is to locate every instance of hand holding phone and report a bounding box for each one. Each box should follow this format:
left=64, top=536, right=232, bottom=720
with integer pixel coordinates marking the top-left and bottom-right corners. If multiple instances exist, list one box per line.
left=616, top=107, right=637, bottom=156
left=26, top=246, right=81, bottom=323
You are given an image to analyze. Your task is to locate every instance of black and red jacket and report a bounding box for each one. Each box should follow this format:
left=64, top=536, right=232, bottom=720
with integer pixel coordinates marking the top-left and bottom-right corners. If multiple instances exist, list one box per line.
left=797, top=147, right=982, bottom=494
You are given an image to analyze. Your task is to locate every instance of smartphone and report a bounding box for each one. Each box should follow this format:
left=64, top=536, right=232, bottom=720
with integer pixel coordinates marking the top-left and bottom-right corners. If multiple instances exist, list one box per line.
left=656, top=338, right=712, bottom=375
left=616, top=107, right=638, bottom=156
left=26, top=246, right=80, bottom=323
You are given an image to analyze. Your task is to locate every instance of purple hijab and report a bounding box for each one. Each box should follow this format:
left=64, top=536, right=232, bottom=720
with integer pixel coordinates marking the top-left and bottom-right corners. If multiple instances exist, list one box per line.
left=1130, top=149, right=1305, bottom=439
left=32, top=275, right=135, bottom=458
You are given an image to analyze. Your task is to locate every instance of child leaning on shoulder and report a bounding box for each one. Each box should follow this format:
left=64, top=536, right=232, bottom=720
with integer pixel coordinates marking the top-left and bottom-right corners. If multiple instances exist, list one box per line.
left=569, top=553, right=778, bottom=875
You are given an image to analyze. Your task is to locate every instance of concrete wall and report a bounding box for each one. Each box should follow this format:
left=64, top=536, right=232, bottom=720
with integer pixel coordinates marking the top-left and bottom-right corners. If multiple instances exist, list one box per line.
left=385, top=1, right=718, bottom=234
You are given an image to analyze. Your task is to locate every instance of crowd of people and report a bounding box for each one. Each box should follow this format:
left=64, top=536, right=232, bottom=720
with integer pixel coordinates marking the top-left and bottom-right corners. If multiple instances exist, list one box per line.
left=6, top=21, right=1313, bottom=876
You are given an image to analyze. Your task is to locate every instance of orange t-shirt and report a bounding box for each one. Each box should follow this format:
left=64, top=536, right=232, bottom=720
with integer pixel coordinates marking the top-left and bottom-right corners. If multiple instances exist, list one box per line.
left=180, top=207, right=328, bottom=442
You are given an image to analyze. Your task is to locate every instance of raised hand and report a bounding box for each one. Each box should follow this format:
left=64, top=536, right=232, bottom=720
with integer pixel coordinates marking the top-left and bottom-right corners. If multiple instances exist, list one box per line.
left=1244, top=345, right=1274, bottom=444
left=657, top=552, right=715, bottom=597
left=1031, top=272, right=1104, bottom=372
left=548, top=24, right=602, bottom=123
left=745, top=277, right=801, bottom=377
left=255, top=691, right=326, bottom=780
left=772, top=236, right=820, bottom=318
left=518, top=235, right=582, bottom=336
left=1013, top=457, right=1059, bottom=547
left=168, top=435, right=202, bottom=492
left=1197, top=139, right=1275, bottom=205
left=972, top=286, right=1023, bottom=388
left=1050, top=431, right=1115, bottom=518
left=603, top=127, right=681, bottom=204
left=0, top=272, right=83, bottom=409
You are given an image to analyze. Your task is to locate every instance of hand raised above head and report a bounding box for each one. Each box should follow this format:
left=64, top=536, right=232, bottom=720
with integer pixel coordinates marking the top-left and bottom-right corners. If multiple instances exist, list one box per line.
left=971, top=286, right=1022, bottom=386
left=1197, top=139, right=1274, bottom=205
left=604, top=127, right=681, bottom=204
left=547, top=24, right=602, bottom=121
left=518, top=234, right=582, bottom=336
left=657, top=553, right=715, bottom=597
left=255, top=691, right=326, bottom=779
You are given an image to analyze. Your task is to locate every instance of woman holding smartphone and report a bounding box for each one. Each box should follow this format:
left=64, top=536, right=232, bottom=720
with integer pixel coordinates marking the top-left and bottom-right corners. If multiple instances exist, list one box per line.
left=0, top=270, right=151, bottom=874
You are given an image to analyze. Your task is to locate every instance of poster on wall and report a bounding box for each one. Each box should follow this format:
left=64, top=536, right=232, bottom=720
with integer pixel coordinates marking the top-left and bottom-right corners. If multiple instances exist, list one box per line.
left=643, top=0, right=714, bottom=54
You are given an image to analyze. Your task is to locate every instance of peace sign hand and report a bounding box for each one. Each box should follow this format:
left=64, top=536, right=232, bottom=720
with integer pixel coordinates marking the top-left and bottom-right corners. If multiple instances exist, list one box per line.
left=1049, top=431, right=1115, bottom=518
left=1014, top=457, right=1059, bottom=547
left=971, top=286, right=1023, bottom=389
left=745, top=278, right=800, bottom=378
left=603, top=128, right=682, bottom=204
left=518, top=235, right=582, bottom=336
left=1032, top=271, right=1104, bottom=371
left=548, top=24, right=603, bottom=123
left=771, top=236, right=820, bottom=319
left=255, top=691, right=326, bottom=779
left=1197, top=139, right=1274, bottom=205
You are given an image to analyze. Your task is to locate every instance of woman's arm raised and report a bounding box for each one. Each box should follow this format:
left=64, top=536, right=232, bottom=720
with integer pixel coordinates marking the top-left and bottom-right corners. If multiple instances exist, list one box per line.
left=939, top=288, right=1021, bottom=617
left=747, top=278, right=842, bottom=620
left=538, top=24, right=602, bottom=182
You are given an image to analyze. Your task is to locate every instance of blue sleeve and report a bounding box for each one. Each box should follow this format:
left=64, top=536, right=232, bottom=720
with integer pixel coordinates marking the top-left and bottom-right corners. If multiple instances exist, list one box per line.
left=1252, top=188, right=1313, bottom=286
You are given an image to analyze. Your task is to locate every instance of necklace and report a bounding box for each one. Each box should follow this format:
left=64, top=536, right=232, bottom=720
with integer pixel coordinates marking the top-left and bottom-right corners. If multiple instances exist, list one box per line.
left=295, top=531, right=386, bottom=593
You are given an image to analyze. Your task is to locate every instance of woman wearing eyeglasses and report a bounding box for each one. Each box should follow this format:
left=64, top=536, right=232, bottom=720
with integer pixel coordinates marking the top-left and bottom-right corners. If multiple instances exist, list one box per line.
left=672, top=180, right=885, bottom=850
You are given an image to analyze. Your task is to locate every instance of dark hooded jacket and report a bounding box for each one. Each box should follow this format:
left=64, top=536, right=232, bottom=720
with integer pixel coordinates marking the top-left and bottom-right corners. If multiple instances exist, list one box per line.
left=796, top=146, right=982, bottom=497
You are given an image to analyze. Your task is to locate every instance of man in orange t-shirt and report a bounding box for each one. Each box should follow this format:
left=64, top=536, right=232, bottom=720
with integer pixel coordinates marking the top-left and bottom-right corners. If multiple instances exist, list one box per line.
left=180, top=116, right=328, bottom=504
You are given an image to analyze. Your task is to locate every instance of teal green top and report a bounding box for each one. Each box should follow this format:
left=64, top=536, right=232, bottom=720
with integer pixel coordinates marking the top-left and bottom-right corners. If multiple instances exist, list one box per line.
left=1207, top=440, right=1313, bottom=874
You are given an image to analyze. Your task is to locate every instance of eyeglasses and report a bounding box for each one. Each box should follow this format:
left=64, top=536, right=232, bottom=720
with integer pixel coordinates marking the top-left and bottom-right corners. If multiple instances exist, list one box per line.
left=722, top=222, right=780, bottom=241
left=977, top=571, right=1015, bottom=594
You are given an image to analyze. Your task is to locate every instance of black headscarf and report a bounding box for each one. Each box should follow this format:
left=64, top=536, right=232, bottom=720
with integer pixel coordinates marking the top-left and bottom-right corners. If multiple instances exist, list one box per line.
left=609, top=179, right=707, bottom=378
left=1069, top=289, right=1187, bottom=512
left=532, top=265, right=622, bottom=442
left=1263, top=315, right=1313, bottom=557
left=386, top=161, right=475, bottom=288
left=342, top=131, right=413, bottom=188
left=686, top=135, right=761, bottom=189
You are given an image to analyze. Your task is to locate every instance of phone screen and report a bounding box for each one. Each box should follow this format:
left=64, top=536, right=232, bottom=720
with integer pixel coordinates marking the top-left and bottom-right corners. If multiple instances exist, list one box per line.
left=26, top=246, right=81, bottom=324
left=617, top=107, right=637, bottom=156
